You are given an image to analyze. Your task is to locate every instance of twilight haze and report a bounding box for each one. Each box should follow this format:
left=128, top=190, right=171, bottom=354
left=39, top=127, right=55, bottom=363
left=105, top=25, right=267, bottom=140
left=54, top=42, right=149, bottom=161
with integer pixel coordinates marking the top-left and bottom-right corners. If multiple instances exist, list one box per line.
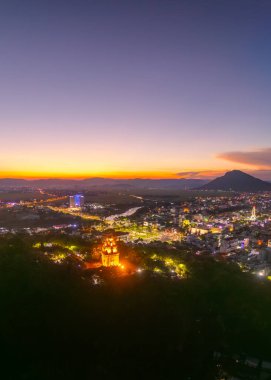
left=1, top=0, right=271, bottom=179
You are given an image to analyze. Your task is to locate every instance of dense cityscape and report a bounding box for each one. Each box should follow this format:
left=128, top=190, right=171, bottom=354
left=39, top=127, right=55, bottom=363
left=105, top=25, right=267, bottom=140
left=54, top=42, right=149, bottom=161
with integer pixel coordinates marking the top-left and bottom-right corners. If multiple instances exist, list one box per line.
left=3, top=187, right=271, bottom=281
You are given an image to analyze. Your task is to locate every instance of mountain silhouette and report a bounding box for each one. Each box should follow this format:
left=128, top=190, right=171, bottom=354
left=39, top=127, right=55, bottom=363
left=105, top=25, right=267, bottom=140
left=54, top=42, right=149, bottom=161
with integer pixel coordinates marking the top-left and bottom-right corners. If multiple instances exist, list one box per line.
left=200, top=170, right=271, bottom=192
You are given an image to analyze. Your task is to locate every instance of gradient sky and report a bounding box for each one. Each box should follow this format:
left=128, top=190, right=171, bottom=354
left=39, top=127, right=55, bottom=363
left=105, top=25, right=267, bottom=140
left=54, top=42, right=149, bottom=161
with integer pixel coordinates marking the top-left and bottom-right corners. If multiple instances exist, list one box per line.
left=1, top=0, right=271, bottom=179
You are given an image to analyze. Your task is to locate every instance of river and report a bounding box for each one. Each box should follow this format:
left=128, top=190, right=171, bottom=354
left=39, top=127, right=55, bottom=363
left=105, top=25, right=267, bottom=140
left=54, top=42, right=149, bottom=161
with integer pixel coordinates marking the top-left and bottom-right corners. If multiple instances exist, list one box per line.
left=106, top=207, right=142, bottom=221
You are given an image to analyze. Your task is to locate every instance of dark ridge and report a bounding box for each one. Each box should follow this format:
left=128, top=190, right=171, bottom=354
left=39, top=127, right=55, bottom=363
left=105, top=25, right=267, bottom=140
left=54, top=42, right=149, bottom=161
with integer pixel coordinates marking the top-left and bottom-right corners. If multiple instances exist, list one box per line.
left=200, top=170, right=271, bottom=192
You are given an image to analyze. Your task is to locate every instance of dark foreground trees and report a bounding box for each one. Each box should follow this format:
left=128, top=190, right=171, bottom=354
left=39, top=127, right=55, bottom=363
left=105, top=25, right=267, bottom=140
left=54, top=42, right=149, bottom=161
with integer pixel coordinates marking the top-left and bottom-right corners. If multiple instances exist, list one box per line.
left=0, top=237, right=271, bottom=379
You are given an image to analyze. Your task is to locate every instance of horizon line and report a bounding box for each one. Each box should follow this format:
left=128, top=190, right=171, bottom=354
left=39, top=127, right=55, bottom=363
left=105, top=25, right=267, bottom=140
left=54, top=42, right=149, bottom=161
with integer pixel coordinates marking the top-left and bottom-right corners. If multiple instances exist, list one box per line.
left=0, top=176, right=208, bottom=181
left=1, top=169, right=270, bottom=181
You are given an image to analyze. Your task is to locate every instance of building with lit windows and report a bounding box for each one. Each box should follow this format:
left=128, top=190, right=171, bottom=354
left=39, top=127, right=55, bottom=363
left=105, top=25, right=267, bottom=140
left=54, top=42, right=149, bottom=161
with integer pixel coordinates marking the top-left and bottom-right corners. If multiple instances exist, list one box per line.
left=251, top=205, right=257, bottom=221
left=69, top=194, right=84, bottom=208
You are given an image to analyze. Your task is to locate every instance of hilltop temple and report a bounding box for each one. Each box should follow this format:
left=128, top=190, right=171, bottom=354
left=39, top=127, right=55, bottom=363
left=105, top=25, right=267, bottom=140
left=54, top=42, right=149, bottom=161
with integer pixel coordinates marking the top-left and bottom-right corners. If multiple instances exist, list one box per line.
left=101, top=237, right=120, bottom=267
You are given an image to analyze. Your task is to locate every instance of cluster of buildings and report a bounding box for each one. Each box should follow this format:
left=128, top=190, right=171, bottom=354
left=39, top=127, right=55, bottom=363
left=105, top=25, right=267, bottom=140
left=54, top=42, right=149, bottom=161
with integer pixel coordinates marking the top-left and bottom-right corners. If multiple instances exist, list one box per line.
left=104, top=193, right=271, bottom=278
left=2, top=190, right=271, bottom=278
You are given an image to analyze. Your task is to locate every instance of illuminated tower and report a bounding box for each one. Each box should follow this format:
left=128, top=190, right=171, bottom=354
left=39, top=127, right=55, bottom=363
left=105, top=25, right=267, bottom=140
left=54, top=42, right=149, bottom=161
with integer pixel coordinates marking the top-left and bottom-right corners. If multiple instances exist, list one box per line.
left=69, top=194, right=85, bottom=208
left=101, top=237, right=120, bottom=267
left=251, top=205, right=256, bottom=221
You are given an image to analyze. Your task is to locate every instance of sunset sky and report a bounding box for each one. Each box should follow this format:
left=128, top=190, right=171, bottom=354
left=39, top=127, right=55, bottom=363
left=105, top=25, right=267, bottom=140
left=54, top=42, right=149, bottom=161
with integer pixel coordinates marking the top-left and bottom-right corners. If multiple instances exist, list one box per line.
left=1, top=0, right=271, bottom=179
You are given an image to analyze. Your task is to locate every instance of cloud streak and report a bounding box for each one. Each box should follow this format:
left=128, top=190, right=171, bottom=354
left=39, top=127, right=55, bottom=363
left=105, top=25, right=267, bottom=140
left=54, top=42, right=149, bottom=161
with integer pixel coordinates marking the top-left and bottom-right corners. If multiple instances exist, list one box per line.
left=217, top=148, right=271, bottom=168
left=177, top=170, right=226, bottom=179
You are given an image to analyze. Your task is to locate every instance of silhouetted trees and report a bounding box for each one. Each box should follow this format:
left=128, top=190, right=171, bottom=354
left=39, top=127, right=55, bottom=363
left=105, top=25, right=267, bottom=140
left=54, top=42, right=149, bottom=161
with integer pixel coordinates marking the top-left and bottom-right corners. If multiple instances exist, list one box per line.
left=0, top=236, right=271, bottom=379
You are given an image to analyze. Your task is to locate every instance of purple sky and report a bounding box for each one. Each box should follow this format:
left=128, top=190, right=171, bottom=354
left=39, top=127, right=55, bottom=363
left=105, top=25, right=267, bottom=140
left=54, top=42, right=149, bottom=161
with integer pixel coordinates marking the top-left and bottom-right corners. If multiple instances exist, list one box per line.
left=1, top=0, right=271, bottom=178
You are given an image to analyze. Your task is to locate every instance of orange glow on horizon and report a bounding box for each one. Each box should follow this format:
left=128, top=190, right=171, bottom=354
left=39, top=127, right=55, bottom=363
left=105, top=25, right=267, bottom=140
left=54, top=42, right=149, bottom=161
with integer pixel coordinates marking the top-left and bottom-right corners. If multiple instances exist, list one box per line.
left=0, top=167, right=237, bottom=180
left=0, top=165, right=252, bottom=180
left=0, top=170, right=182, bottom=180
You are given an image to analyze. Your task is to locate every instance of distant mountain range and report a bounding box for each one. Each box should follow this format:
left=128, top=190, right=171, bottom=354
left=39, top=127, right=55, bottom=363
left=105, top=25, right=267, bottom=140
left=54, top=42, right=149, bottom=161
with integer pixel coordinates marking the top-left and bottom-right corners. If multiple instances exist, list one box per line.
left=1, top=171, right=270, bottom=192
left=200, top=170, right=271, bottom=192
left=0, top=177, right=208, bottom=190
